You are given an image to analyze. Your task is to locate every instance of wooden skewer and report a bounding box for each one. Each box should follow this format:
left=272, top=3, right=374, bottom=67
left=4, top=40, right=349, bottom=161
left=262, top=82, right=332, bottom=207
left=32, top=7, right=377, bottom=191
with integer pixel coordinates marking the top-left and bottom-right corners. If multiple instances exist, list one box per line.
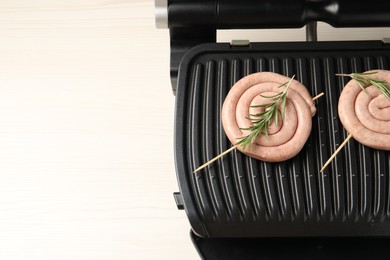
left=192, top=92, right=325, bottom=173
left=192, top=145, right=238, bottom=173
left=312, top=92, right=324, bottom=101
left=320, top=133, right=353, bottom=172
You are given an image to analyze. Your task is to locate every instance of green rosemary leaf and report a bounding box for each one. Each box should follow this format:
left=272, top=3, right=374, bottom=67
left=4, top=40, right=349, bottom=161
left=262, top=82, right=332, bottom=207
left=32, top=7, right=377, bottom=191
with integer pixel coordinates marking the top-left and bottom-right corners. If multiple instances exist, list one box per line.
left=359, top=71, right=378, bottom=75
left=250, top=111, right=269, bottom=117
left=260, top=92, right=282, bottom=99
left=240, top=125, right=257, bottom=131
left=264, top=123, right=269, bottom=139
left=353, top=78, right=368, bottom=93
left=372, top=81, right=390, bottom=100
left=281, top=95, right=287, bottom=119
left=277, top=81, right=289, bottom=88
left=250, top=103, right=274, bottom=108
left=274, top=108, right=279, bottom=127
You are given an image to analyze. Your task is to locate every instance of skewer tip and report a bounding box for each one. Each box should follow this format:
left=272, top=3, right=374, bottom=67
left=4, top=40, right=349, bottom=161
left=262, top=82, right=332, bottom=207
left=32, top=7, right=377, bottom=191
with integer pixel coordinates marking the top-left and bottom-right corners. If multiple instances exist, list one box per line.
left=320, top=133, right=353, bottom=173
left=312, top=92, right=325, bottom=101
left=192, top=145, right=237, bottom=173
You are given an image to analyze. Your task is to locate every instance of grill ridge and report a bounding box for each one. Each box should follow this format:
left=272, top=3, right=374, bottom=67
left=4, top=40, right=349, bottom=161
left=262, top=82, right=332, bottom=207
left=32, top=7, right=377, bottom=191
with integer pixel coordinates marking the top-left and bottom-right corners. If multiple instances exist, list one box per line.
left=217, top=59, right=242, bottom=222
left=203, top=59, right=227, bottom=221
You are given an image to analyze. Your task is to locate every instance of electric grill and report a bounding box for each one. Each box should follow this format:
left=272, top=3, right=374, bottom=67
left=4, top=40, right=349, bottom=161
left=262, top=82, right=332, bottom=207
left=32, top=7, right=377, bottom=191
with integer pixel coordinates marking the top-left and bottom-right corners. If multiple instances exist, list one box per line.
left=156, top=1, right=390, bottom=258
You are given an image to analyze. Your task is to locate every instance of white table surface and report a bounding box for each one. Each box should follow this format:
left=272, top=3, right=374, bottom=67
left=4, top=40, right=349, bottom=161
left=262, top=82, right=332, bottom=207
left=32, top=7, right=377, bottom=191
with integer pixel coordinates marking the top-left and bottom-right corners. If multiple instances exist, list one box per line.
left=0, top=1, right=388, bottom=259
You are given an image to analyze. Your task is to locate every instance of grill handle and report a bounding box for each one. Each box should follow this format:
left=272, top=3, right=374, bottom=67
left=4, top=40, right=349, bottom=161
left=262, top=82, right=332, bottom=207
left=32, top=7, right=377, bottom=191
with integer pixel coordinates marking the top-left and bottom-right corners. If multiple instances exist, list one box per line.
left=157, top=0, right=390, bottom=92
left=166, top=0, right=390, bottom=29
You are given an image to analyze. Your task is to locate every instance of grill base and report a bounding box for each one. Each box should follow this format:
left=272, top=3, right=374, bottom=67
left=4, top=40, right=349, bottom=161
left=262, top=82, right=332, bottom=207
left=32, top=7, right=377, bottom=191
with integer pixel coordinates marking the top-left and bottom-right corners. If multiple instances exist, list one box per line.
left=174, top=40, right=390, bottom=237
left=191, top=231, right=390, bottom=260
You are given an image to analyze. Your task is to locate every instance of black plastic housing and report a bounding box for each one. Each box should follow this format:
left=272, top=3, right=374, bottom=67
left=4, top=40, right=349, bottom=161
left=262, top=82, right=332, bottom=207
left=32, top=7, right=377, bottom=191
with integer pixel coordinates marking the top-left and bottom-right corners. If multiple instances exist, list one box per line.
left=190, top=231, right=390, bottom=259
left=174, top=40, right=390, bottom=238
left=167, top=0, right=390, bottom=91
left=168, top=0, right=390, bottom=28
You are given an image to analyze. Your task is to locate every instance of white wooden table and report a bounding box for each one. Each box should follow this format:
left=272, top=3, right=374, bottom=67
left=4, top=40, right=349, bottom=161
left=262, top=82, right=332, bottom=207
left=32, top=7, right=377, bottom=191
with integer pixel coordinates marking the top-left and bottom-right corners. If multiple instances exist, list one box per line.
left=0, top=1, right=388, bottom=259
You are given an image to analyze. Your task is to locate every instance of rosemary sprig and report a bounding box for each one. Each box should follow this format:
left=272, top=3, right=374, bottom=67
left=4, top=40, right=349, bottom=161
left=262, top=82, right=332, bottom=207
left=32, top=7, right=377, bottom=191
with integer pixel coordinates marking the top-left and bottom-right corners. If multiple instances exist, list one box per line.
left=336, top=71, right=390, bottom=100
left=236, top=76, right=294, bottom=150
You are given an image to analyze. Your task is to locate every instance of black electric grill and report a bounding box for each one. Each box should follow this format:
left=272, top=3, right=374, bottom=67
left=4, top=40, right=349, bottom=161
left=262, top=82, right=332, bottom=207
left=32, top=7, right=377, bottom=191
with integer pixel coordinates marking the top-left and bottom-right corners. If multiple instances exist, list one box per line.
left=156, top=0, right=390, bottom=258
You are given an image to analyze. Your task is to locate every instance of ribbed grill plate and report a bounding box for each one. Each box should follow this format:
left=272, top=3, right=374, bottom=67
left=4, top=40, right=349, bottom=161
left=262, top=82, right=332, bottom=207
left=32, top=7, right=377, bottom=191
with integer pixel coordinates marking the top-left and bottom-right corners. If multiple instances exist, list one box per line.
left=174, top=41, right=390, bottom=237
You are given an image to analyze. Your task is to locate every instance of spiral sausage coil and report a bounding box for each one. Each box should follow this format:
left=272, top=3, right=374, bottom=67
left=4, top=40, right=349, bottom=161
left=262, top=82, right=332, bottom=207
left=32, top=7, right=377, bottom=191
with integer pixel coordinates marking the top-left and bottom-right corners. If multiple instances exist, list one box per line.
left=222, top=72, right=316, bottom=162
left=338, top=70, right=390, bottom=151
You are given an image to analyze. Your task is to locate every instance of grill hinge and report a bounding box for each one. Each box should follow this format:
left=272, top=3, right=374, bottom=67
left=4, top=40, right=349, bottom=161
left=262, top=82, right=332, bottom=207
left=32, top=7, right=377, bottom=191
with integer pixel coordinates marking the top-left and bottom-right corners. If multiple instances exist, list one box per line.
left=382, top=38, right=390, bottom=44
left=230, top=39, right=250, bottom=47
